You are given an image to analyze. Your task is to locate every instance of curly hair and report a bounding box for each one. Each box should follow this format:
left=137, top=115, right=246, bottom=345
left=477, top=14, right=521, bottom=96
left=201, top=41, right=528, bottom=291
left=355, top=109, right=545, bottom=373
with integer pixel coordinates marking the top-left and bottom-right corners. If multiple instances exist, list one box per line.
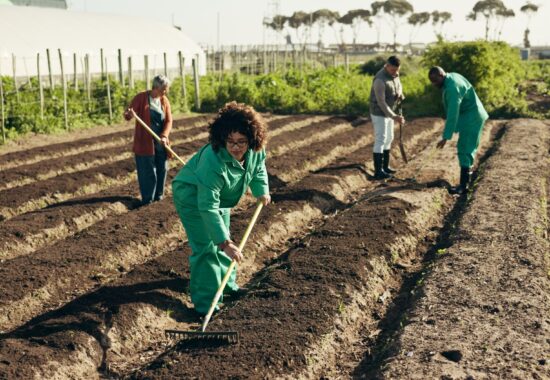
left=208, top=101, right=268, bottom=152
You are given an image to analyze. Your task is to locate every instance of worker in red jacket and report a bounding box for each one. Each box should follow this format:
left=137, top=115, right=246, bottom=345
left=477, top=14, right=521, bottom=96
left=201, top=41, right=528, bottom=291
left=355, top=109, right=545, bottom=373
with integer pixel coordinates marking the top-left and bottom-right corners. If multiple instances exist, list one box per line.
left=124, top=75, right=173, bottom=205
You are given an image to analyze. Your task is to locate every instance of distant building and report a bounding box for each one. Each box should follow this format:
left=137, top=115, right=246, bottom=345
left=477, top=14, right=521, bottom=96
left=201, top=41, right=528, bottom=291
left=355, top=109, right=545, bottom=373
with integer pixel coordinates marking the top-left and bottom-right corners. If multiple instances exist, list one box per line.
left=530, top=46, right=550, bottom=60
left=2, top=0, right=67, bottom=8
left=0, top=5, right=206, bottom=77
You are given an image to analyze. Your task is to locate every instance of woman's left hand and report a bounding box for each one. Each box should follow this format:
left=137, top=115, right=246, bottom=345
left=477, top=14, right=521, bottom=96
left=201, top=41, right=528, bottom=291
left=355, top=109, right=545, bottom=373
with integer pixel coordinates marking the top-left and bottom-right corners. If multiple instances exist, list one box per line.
left=257, top=194, right=271, bottom=206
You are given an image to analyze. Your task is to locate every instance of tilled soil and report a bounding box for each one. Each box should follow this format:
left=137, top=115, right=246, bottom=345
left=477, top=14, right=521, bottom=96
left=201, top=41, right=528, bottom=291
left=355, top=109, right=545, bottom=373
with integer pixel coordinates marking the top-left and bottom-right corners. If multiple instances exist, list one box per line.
left=0, top=118, right=209, bottom=190
left=0, top=115, right=213, bottom=171
left=0, top=115, right=546, bottom=379
left=0, top=114, right=384, bottom=332
left=0, top=115, right=323, bottom=221
left=379, top=119, right=550, bottom=380
left=0, top=116, right=356, bottom=262
left=0, top=117, right=440, bottom=379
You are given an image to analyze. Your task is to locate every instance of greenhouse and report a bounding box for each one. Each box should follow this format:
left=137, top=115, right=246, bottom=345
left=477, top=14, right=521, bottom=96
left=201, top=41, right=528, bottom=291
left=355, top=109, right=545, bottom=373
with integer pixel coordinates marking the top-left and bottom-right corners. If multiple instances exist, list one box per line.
left=0, top=3, right=206, bottom=79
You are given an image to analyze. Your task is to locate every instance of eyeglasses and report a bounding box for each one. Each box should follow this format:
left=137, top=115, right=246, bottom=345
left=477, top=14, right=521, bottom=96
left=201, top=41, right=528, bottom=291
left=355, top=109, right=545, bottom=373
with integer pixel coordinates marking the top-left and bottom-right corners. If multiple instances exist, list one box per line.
left=226, top=139, right=249, bottom=148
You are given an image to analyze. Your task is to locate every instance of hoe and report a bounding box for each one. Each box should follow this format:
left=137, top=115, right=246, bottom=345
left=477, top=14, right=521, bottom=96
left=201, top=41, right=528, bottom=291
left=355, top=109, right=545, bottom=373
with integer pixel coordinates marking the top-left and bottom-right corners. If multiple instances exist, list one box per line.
left=396, top=100, right=408, bottom=164
left=129, top=109, right=186, bottom=166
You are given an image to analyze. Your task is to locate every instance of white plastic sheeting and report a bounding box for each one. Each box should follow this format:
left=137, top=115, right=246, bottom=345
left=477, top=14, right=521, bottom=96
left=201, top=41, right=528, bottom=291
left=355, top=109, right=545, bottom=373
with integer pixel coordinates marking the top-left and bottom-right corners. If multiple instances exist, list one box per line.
left=0, top=5, right=206, bottom=78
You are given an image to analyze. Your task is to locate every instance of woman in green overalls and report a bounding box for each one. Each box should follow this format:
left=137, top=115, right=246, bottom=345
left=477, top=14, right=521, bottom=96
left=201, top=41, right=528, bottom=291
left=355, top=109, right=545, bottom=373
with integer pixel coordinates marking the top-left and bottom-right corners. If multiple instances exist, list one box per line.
left=172, top=101, right=271, bottom=315
left=124, top=75, right=173, bottom=204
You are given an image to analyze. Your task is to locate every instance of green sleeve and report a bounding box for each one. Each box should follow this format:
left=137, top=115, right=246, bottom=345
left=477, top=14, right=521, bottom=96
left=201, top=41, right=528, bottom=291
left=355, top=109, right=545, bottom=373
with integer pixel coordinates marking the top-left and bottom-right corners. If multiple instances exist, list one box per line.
left=196, top=159, right=230, bottom=244
left=443, top=88, right=461, bottom=140
left=249, top=150, right=269, bottom=197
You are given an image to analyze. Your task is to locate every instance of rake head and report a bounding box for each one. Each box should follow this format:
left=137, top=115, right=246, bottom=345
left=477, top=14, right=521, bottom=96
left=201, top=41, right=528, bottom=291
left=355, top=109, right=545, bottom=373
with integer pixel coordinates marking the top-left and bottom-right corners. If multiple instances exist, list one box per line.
left=165, top=329, right=239, bottom=344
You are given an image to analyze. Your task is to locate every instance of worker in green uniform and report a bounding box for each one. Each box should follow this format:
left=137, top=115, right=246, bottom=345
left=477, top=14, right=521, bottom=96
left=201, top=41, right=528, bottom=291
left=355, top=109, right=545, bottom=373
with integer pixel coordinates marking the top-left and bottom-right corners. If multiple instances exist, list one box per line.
left=172, top=101, right=271, bottom=315
left=429, top=66, right=489, bottom=195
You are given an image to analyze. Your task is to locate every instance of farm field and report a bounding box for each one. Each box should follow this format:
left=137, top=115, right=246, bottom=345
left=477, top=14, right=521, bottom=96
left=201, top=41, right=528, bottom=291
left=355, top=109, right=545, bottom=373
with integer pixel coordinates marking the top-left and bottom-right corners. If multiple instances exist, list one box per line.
left=0, top=114, right=548, bottom=379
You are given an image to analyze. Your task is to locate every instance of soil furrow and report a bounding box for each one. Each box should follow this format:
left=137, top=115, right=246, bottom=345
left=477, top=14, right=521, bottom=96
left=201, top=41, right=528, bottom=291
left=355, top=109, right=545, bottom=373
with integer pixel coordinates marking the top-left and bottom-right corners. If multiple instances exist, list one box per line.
left=0, top=119, right=441, bottom=379
left=0, top=117, right=379, bottom=332
left=0, top=116, right=326, bottom=222
left=270, top=118, right=353, bottom=156
left=0, top=115, right=295, bottom=192
left=297, top=121, right=503, bottom=379
left=0, top=185, right=141, bottom=261
left=0, top=117, right=350, bottom=259
left=379, top=119, right=550, bottom=380
left=0, top=115, right=212, bottom=172
left=0, top=123, right=208, bottom=192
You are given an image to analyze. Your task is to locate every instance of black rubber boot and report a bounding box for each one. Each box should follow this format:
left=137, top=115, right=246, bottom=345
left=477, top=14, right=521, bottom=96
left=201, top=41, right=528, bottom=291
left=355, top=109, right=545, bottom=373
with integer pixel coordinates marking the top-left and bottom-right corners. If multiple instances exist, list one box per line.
left=383, top=149, right=396, bottom=174
left=449, top=167, right=471, bottom=195
left=373, top=153, right=391, bottom=180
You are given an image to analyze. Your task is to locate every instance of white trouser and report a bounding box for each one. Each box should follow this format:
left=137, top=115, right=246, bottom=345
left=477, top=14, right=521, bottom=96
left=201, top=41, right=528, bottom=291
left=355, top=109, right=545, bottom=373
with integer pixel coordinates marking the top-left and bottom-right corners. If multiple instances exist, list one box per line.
left=371, top=114, right=394, bottom=153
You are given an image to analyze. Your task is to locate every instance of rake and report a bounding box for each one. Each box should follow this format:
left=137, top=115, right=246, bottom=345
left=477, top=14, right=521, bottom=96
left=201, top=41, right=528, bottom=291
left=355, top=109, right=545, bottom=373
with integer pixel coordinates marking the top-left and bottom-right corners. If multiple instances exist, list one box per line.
left=165, top=201, right=264, bottom=344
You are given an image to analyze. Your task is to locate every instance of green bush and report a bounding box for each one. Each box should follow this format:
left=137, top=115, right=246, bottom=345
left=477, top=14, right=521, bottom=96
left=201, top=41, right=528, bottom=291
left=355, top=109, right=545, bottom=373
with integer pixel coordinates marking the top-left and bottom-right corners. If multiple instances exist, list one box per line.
left=199, top=67, right=371, bottom=115
left=400, top=72, right=442, bottom=118
left=422, top=41, right=527, bottom=117
left=0, top=74, right=196, bottom=141
left=0, top=45, right=537, bottom=144
left=359, top=56, right=387, bottom=75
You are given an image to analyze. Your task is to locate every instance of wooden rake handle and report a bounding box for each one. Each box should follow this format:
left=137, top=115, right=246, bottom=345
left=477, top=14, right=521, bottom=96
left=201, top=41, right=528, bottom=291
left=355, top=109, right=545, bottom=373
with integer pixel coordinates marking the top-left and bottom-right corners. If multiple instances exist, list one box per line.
left=129, top=108, right=186, bottom=166
left=201, top=201, right=264, bottom=332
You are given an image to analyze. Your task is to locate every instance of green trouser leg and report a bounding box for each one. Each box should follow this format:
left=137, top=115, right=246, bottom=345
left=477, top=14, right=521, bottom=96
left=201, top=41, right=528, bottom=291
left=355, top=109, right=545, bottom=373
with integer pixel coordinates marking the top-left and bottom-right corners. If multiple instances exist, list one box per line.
left=175, top=207, right=238, bottom=315
left=457, top=121, right=485, bottom=168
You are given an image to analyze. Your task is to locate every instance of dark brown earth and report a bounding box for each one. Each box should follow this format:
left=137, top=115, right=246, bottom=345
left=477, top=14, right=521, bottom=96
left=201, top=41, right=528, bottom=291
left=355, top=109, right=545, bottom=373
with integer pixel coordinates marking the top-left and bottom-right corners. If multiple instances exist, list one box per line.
left=0, top=115, right=319, bottom=220
left=0, top=117, right=439, bottom=379
left=0, top=114, right=387, bottom=332
left=0, top=115, right=213, bottom=168
left=0, top=115, right=547, bottom=379
left=379, top=119, right=550, bottom=380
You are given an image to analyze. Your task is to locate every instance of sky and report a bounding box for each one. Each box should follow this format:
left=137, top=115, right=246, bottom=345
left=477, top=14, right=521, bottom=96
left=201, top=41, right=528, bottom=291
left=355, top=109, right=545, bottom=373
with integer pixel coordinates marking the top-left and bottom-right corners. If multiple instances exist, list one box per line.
left=66, top=0, right=550, bottom=48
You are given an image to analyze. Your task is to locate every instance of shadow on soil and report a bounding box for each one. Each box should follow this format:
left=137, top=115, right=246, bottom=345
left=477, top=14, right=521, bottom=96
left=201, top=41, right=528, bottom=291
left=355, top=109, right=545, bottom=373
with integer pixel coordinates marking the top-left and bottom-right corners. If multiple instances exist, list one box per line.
left=0, top=276, right=194, bottom=342
left=43, top=195, right=140, bottom=209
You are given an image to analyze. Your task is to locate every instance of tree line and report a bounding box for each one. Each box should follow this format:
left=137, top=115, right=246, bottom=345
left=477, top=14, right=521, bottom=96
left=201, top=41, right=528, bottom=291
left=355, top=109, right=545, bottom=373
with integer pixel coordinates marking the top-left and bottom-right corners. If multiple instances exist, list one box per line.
left=264, top=0, right=540, bottom=50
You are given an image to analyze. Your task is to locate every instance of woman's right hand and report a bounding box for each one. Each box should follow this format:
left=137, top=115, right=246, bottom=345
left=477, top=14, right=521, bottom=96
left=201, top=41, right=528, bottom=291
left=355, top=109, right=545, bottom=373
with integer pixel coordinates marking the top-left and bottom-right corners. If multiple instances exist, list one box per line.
left=124, top=108, right=134, bottom=121
left=220, top=240, right=244, bottom=263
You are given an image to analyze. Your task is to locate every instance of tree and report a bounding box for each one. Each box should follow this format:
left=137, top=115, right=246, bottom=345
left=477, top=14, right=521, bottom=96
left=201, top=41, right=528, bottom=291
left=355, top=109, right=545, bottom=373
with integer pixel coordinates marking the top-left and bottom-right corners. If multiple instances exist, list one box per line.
left=407, top=12, right=430, bottom=47
left=376, top=0, right=414, bottom=50
left=431, top=11, right=452, bottom=40
left=467, top=0, right=508, bottom=40
left=338, top=9, right=372, bottom=50
left=494, top=7, right=515, bottom=41
left=311, top=9, right=340, bottom=50
left=264, top=15, right=289, bottom=44
left=520, top=2, right=539, bottom=47
left=288, top=11, right=313, bottom=50
left=371, top=1, right=386, bottom=45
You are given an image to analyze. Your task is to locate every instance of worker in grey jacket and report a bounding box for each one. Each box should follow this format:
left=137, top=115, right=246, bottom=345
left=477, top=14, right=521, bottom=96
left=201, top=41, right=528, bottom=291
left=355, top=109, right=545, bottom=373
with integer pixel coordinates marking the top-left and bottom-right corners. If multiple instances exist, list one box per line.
left=369, top=56, right=405, bottom=179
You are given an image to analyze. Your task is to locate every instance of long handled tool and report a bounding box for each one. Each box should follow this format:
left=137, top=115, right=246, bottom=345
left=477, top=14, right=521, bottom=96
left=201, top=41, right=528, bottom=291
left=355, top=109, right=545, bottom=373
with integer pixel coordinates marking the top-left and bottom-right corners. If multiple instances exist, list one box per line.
left=129, top=108, right=186, bottom=166
left=165, top=201, right=264, bottom=344
left=396, top=100, right=408, bottom=163
left=398, top=121, right=408, bottom=163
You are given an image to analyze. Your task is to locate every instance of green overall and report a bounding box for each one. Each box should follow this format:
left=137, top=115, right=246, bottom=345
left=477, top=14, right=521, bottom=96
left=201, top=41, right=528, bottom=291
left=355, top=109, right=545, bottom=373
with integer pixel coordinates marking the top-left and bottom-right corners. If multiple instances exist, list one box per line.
left=442, top=73, right=489, bottom=168
left=172, top=144, right=269, bottom=314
